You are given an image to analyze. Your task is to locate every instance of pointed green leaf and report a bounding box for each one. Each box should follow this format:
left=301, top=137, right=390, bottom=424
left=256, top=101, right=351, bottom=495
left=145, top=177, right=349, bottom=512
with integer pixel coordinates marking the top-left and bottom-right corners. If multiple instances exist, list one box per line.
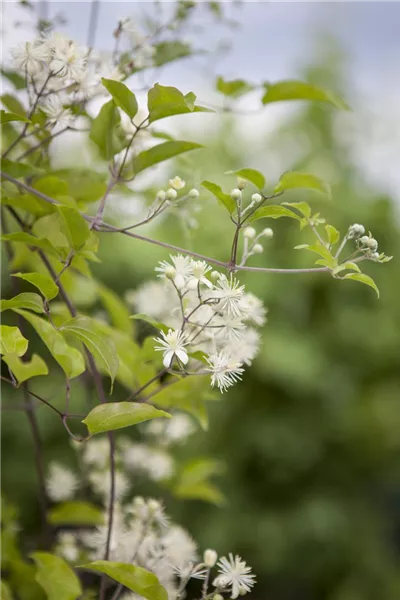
left=48, top=501, right=104, bottom=526
left=133, top=141, right=203, bottom=174
left=282, top=201, right=312, bottom=218
left=0, top=325, right=28, bottom=357
left=1, top=110, right=30, bottom=124
left=82, top=402, right=170, bottom=435
left=225, top=168, right=265, bottom=189
left=1, top=159, right=42, bottom=179
left=57, top=206, right=90, bottom=250
left=201, top=180, right=235, bottom=214
left=275, top=171, right=331, bottom=196
left=216, top=76, right=254, bottom=98
left=1, top=232, right=61, bottom=257
left=101, top=78, right=138, bottom=120
left=343, top=272, right=380, bottom=298
left=174, top=481, right=226, bottom=505
left=12, top=273, right=59, bottom=301
left=248, top=205, right=301, bottom=223
left=61, top=316, right=118, bottom=386
left=79, top=561, right=168, bottom=600
left=1, top=69, right=27, bottom=89
left=324, top=224, right=340, bottom=245
left=153, top=41, right=192, bottom=67
left=2, top=353, right=48, bottom=384
left=262, top=80, right=349, bottom=110
left=14, top=309, right=85, bottom=379
left=0, top=292, right=44, bottom=314
left=31, top=552, right=82, bottom=600
left=90, top=99, right=125, bottom=160
left=147, top=83, right=212, bottom=123
left=129, top=313, right=169, bottom=334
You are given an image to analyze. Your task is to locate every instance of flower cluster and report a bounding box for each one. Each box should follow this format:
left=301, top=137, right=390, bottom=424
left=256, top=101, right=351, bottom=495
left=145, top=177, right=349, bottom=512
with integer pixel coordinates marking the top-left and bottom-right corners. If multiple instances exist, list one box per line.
left=47, top=428, right=255, bottom=600
left=127, top=256, right=267, bottom=393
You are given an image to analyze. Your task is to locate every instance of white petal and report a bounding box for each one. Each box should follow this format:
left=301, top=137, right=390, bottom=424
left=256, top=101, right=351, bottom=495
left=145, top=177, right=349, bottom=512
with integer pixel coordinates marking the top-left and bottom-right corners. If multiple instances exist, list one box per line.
left=176, top=350, right=189, bottom=365
left=163, top=351, right=174, bottom=368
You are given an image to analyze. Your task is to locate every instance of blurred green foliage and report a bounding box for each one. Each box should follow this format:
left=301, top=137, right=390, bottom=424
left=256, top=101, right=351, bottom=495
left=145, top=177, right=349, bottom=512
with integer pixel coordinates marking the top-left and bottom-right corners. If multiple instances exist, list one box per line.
left=2, top=50, right=400, bottom=600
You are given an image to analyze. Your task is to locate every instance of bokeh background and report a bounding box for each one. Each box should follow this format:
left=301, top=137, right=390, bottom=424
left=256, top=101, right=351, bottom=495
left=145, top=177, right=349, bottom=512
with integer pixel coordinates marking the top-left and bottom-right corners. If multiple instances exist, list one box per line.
left=2, top=2, right=400, bottom=599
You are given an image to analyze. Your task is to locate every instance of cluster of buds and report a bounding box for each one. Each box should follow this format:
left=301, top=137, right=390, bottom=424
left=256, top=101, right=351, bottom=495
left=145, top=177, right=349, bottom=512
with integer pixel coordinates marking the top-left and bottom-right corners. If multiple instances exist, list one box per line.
left=241, top=226, right=273, bottom=263
left=156, top=176, right=199, bottom=204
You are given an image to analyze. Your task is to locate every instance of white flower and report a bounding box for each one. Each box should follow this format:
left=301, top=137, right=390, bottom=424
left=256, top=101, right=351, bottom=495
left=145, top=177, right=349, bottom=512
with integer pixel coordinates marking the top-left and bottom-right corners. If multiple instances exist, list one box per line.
left=154, top=329, right=189, bottom=368
left=156, top=254, right=192, bottom=290
left=214, top=275, right=246, bottom=318
left=205, top=351, right=244, bottom=393
left=82, top=438, right=110, bottom=469
left=162, top=525, right=198, bottom=568
left=56, top=532, right=79, bottom=562
left=128, top=497, right=169, bottom=528
left=126, top=281, right=174, bottom=322
left=169, top=176, right=186, bottom=190
left=42, top=95, right=74, bottom=132
left=240, top=292, right=267, bottom=326
left=89, top=470, right=130, bottom=502
left=187, top=260, right=213, bottom=289
left=214, top=554, right=256, bottom=599
left=226, top=328, right=261, bottom=366
left=11, top=41, right=49, bottom=75
left=164, top=413, right=195, bottom=443
left=50, top=36, right=87, bottom=80
left=46, top=462, right=78, bottom=501
left=214, top=314, right=246, bottom=342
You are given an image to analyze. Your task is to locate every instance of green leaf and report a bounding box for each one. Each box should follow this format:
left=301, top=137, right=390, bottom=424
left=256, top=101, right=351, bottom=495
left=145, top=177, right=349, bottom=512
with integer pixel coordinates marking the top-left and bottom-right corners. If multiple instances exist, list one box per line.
left=324, top=224, right=340, bottom=245
left=60, top=316, right=118, bottom=387
left=201, top=180, right=235, bottom=214
left=1, top=159, right=41, bottom=179
left=174, top=481, right=226, bottom=505
left=333, top=261, right=361, bottom=276
left=1, top=232, right=60, bottom=257
left=0, top=292, right=44, bottom=314
left=1, top=93, right=26, bottom=115
left=53, top=169, right=107, bottom=204
left=129, top=313, right=169, bottom=334
left=1, top=110, right=30, bottom=124
left=147, top=83, right=212, bottom=123
left=133, top=140, right=203, bottom=174
left=225, top=168, right=265, bottom=189
left=12, top=273, right=59, bottom=301
left=98, top=284, right=132, bottom=334
left=1, top=354, right=48, bottom=385
left=282, top=201, right=312, bottom=218
left=153, top=41, right=192, bottom=67
left=79, top=561, right=168, bottom=600
left=14, top=309, right=85, bottom=379
left=248, top=205, right=301, bottom=223
left=0, top=580, right=13, bottom=600
left=216, top=76, right=254, bottom=98
left=101, top=78, right=138, bottom=120
left=90, top=99, right=125, bottom=160
left=82, top=402, right=170, bottom=435
left=31, top=552, right=82, bottom=600
left=0, top=325, right=28, bottom=357
left=275, top=171, right=331, bottom=196
left=342, top=272, right=380, bottom=298
left=173, top=458, right=225, bottom=505
left=1, top=69, right=27, bottom=89
left=48, top=501, right=104, bottom=526
left=57, top=206, right=90, bottom=249
left=262, top=80, right=349, bottom=110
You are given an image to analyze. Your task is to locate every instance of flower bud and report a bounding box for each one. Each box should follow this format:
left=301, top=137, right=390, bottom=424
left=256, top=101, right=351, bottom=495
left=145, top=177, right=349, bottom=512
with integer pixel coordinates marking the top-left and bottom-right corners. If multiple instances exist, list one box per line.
left=237, top=177, right=247, bottom=190
left=165, top=266, right=176, bottom=280
left=156, top=190, right=166, bottom=201
left=251, top=192, right=262, bottom=203
left=133, top=496, right=145, bottom=507
left=213, top=595, right=224, bottom=600
left=169, top=176, right=185, bottom=190
left=371, top=251, right=380, bottom=260
left=166, top=188, right=178, bottom=201
left=203, top=549, right=218, bottom=567
left=367, top=238, right=378, bottom=252
left=230, top=188, right=242, bottom=202
left=347, top=223, right=365, bottom=239
left=188, top=188, right=199, bottom=199
left=360, top=235, right=370, bottom=246
left=148, top=499, right=161, bottom=512
left=210, top=271, right=221, bottom=282
left=262, top=227, right=274, bottom=239
left=243, top=227, right=256, bottom=239
left=253, top=243, right=263, bottom=254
